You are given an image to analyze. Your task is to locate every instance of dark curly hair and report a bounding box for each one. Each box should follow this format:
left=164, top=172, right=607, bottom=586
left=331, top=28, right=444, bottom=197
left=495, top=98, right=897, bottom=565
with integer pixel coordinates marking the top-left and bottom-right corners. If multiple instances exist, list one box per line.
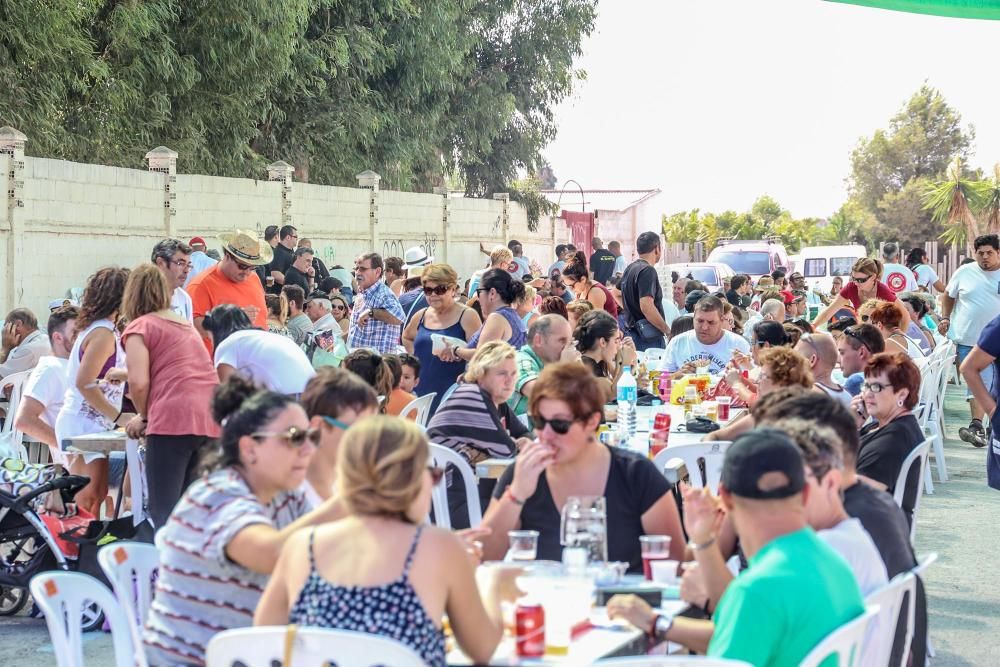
left=77, top=267, right=129, bottom=333
left=342, top=349, right=394, bottom=411
left=211, top=374, right=297, bottom=469
left=538, top=296, right=568, bottom=319
left=562, top=251, right=591, bottom=283
left=573, top=310, right=619, bottom=353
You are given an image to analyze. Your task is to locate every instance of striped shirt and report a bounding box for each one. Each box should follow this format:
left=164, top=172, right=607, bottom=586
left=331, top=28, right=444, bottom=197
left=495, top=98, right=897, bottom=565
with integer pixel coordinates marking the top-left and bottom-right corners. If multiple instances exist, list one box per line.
left=143, top=468, right=307, bottom=666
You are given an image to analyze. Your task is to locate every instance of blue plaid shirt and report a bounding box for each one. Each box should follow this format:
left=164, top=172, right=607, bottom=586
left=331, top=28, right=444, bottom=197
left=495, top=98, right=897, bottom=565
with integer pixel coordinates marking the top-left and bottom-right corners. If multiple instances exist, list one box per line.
left=348, top=280, right=405, bottom=353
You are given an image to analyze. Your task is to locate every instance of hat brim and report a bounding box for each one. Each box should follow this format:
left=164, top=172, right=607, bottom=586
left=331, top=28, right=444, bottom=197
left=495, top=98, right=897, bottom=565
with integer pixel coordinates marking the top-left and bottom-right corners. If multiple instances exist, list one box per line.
left=217, top=231, right=273, bottom=266
left=404, top=257, right=434, bottom=270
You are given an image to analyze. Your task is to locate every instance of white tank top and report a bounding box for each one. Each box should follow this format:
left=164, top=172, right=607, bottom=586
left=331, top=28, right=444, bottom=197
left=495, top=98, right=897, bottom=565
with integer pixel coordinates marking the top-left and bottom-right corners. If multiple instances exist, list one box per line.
left=55, top=319, right=125, bottom=446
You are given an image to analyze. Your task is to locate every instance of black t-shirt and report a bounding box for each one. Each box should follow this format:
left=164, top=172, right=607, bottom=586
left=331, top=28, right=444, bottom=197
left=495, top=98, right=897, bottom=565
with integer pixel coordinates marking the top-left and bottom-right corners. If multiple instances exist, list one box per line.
left=498, top=401, right=530, bottom=439
left=283, top=266, right=312, bottom=294
left=268, top=244, right=296, bottom=293
left=856, top=414, right=924, bottom=524
left=312, top=256, right=330, bottom=282
left=620, top=259, right=664, bottom=330
left=493, top=445, right=672, bottom=573
left=843, top=481, right=927, bottom=667
left=590, top=249, right=617, bottom=285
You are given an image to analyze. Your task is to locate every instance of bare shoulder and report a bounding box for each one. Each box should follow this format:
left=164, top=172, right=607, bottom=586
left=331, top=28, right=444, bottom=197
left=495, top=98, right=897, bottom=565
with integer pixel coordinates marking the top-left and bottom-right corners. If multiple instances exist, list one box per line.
left=419, top=525, right=467, bottom=561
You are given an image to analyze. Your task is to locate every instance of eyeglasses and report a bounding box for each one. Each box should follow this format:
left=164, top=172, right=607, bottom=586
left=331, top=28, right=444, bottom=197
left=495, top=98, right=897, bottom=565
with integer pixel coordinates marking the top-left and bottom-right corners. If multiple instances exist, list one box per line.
left=851, top=274, right=873, bottom=284
left=532, top=415, right=577, bottom=434
left=427, top=465, right=445, bottom=485
left=423, top=285, right=450, bottom=296
left=170, top=259, right=192, bottom=269
left=251, top=426, right=320, bottom=448
left=226, top=252, right=254, bottom=272
left=321, top=415, right=350, bottom=430
left=843, top=326, right=870, bottom=352
left=861, top=381, right=893, bottom=394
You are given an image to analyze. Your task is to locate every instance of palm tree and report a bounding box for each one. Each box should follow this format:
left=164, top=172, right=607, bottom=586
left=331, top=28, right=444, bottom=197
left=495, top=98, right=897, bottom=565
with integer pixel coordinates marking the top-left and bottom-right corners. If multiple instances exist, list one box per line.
left=922, top=157, right=985, bottom=254
left=979, top=163, right=1000, bottom=234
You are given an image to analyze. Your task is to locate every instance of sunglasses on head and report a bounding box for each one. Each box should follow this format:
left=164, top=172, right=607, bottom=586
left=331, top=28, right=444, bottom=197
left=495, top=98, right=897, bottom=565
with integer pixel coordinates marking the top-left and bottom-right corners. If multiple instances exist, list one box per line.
left=423, top=284, right=451, bottom=296
left=427, top=465, right=445, bottom=485
left=251, top=426, right=320, bottom=448
left=532, top=415, right=577, bottom=434
left=843, top=326, right=870, bottom=352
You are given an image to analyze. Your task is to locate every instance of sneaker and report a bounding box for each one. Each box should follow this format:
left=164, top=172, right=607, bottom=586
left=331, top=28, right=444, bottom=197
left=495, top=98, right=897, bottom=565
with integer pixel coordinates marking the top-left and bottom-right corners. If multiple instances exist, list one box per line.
left=959, top=420, right=988, bottom=448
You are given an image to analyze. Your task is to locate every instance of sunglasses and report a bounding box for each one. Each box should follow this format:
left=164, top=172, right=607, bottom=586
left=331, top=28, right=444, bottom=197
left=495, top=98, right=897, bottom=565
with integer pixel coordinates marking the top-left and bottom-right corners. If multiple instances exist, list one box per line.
left=423, top=285, right=451, bottom=296
left=331, top=305, right=347, bottom=311
left=851, top=274, right=872, bottom=284
left=321, top=415, right=350, bottom=430
left=251, top=426, right=320, bottom=448
left=843, top=326, right=870, bottom=352
left=428, top=465, right=445, bottom=485
left=229, top=255, right=254, bottom=272
left=532, top=415, right=577, bottom=434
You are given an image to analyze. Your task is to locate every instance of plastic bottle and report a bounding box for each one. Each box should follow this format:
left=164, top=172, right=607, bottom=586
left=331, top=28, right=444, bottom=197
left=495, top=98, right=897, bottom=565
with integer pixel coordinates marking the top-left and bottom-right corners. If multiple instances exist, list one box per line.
left=616, top=367, right=637, bottom=440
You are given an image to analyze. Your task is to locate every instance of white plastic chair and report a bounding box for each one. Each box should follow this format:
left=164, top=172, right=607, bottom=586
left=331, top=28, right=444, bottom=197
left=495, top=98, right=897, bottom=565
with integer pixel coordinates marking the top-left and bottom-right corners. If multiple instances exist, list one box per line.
left=0, top=369, right=31, bottom=460
left=596, top=658, right=752, bottom=666
left=428, top=443, right=482, bottom=529
left=915, top=353, right=948, bottom=484
left=652, top=441, right=732, bottom=493
left=98, top=542, right=160, bottom=667
left=865, top=572, right=917, bottom=667
left=799, top=605, right=881, bottom=667
left=400, top=392, right=436, bottom=427
left=913, top=552, right=938, bottom=660
left=29, top=571, right=136, bottom=667
left=893, top=438, right=931, bottom=542
left=205, top=626, right=425, bottom=667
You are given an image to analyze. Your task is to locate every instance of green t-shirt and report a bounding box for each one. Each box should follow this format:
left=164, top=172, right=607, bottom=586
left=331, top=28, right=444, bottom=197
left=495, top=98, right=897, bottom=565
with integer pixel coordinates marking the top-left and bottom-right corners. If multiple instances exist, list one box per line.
left=708, top=527, right=865, bottom=667
left=508, top=345, right=543, bottom=416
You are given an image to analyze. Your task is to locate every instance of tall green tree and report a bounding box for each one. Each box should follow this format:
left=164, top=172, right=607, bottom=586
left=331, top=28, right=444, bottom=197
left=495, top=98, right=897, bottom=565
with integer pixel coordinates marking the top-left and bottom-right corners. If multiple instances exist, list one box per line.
left=849, top=84, right=974, bottom=212
left=922, top=158, right=986, bottom=253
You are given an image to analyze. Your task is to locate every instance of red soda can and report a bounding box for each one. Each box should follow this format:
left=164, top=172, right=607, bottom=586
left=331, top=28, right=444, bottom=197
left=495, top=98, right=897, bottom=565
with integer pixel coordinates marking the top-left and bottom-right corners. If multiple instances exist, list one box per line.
left=515, top=602, right=545, bottom=657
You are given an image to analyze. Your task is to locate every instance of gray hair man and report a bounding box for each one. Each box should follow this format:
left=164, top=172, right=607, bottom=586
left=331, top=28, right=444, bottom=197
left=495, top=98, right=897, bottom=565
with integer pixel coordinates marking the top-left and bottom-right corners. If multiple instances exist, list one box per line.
left=152, top=238, right=194, bottom=322
left=508, top=315, right=579, bottom=416
left=0, top=308, right=50, bottom=379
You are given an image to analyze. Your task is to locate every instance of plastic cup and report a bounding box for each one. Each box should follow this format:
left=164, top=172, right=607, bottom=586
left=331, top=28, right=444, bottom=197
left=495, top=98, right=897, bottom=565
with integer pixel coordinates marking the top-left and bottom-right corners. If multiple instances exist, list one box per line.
left=507, top=530, right=539, bottom=561
left=717, top=396, right=732, bottom=421
left=639, top=535, right=672, bottom=581
left=650, top=559, right=680, bottom=585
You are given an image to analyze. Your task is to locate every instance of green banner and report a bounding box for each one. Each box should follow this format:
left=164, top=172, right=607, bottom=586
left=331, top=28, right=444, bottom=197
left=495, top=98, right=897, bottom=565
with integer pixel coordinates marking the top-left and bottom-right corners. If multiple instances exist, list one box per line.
left=826, top=0, right=1000, bottom=19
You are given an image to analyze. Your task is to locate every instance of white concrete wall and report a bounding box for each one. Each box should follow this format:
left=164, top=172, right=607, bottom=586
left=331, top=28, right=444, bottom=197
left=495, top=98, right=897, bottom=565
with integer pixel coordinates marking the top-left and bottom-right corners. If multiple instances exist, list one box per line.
left=2, top=156, right=555, bottom=318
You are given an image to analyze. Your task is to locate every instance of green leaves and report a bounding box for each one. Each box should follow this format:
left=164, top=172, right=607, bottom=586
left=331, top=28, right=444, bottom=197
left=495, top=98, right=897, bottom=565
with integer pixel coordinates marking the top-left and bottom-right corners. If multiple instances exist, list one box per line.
left=0, top=0, right=596, bottom=213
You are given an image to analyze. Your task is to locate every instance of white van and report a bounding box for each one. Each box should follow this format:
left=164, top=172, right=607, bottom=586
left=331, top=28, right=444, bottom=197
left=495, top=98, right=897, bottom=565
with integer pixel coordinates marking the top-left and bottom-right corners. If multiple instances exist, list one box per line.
left=798, top=244, right=867, bottom=293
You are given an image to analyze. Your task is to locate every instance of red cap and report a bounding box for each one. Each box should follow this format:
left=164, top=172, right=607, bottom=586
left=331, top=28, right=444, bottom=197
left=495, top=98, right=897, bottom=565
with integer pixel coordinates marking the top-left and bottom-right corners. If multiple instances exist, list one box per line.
left=189, top=236, right=206, bottom=247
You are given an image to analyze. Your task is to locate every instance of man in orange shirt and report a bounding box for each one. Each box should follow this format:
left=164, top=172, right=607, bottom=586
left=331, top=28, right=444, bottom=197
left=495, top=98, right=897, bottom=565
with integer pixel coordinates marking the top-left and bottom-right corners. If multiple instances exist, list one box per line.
left=188, top=229, right=271, bottom=352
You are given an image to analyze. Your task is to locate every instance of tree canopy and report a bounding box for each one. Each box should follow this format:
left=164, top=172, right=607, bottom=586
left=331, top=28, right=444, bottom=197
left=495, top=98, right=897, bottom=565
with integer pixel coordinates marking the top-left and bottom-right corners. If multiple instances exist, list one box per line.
left=0, top=0, right=597, bottom=219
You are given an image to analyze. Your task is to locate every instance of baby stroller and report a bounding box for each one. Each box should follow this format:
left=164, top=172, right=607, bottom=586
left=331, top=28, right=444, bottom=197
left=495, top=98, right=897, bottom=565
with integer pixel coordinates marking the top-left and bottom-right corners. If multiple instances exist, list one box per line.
left=0, top=457, right=104, bottom=629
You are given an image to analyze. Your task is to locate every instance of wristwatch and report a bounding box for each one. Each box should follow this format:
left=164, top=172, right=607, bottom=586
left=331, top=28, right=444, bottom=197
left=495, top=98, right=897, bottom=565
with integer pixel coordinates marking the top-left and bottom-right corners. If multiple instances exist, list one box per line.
left=651, top=613, right=674, bottom=641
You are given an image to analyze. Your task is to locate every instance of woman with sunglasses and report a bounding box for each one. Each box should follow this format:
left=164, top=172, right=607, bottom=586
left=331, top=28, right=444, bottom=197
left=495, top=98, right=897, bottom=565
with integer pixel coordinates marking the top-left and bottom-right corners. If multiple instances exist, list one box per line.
left=812, top=257, right=906, bottom=329
left=120, top=264, right=219, bottom=530
left=441, top=268, right=528, bottom=363
left=299, top=366, right=379, bottom=509
left=326, top=293, right=351, bottom=336
left=481, top=362, right=685, bottom=572
left=255, top=416, right=512, bottom=666
left=143, top=375, right=343, bottom=666
left=427, top=341, right=532, bottom=528
left=562, top=251, right=619, bottom=317
left=402, top=263, right=482, bottom=413
left=574, top=310, right=637, bottom=393
left=850, top=351, right=924, bottom=526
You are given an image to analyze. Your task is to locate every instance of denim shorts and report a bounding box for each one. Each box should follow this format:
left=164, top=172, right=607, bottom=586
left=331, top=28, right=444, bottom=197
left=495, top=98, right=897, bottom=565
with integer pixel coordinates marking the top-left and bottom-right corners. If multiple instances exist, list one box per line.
left=956, top=343, right=995, bottom=400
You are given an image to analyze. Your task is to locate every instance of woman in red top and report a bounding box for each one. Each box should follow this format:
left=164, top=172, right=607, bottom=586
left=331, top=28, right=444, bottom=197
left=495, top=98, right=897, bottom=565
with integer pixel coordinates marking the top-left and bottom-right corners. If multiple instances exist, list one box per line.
left=122, top=264, right=221, bottom=530
left=562, top=251, right=619, bottom=318
left=812, top=257, right=905, bottom=328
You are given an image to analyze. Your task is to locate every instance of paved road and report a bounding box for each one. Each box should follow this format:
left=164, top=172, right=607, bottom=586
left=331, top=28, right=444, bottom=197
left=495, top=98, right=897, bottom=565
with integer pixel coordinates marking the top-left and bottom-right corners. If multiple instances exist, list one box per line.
left=1, top=384, right=997, bottom=665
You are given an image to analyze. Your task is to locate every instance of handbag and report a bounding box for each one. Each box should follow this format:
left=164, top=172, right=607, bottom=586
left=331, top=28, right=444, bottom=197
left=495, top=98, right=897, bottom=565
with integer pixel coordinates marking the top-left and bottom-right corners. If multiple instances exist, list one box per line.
left=632, top=318, right=664, bottom=342
left=686, top=417, right=720, bottom=434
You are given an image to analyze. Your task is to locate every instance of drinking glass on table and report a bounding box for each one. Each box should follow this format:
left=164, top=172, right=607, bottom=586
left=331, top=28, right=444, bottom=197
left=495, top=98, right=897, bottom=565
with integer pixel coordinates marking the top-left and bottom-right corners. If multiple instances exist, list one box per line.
left=560, top=496, right=608, bottom=563
left=716, top=395, right=732, bottom=421
left=639, top=535, right=672, bottom=581
left=506, top=530, right=539, bottom=561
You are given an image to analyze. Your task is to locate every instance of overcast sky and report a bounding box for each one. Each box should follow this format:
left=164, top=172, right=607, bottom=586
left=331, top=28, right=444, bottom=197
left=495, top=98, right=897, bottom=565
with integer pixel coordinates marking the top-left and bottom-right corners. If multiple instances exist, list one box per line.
left=544, top=0, right=1000, bottom=220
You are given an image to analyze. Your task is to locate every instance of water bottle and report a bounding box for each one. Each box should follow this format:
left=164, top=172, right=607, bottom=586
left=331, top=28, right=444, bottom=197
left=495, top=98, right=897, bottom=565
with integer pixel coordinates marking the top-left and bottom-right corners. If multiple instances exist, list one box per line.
left=616, top=367, right=637, bottom=440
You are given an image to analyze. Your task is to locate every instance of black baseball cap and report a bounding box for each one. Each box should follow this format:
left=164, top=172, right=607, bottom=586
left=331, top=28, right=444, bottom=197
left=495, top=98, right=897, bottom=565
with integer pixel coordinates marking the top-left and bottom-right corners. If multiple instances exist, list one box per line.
left=721, top=428, right=806, bottom=499
left=684, top=290, right=708, bottom=311
left=305, top=289, right=330, bottom=304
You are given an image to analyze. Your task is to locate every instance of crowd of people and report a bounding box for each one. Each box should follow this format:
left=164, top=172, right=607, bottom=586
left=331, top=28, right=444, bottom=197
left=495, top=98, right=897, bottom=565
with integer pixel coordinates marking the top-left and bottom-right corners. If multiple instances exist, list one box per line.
left=4, top=226, right=998, bottom=666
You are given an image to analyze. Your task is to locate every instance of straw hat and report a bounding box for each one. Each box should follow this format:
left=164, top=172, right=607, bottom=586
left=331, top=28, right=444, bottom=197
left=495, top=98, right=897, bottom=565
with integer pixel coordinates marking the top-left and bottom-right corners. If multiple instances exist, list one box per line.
left=217, top=229, right=273, bottom=266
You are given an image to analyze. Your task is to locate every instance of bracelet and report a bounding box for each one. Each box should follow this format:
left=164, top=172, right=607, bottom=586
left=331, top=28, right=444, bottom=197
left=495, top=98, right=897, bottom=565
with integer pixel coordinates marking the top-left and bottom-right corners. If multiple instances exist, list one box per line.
left=504, top=487, right=525, bottom=506
left=690, top=536, right=716, bottom=552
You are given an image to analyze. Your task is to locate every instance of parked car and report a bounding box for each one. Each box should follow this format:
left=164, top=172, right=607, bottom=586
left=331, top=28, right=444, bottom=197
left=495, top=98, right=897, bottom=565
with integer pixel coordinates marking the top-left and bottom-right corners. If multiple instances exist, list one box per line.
left=707, top=239, right=790, bottom=280
left=798, top=244, right=867, bottom=294
left=668, top=262, right=735, bottom=291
